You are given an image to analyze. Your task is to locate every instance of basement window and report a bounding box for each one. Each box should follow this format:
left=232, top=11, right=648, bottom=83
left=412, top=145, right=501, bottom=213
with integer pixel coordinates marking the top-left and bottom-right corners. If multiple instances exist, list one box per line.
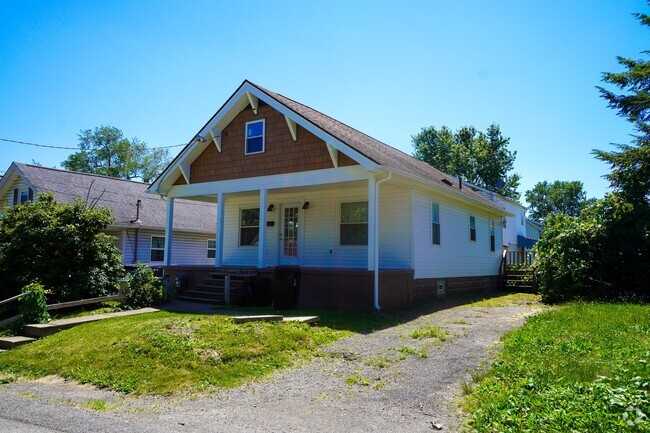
left=340, top=202, right=368, bottom=245
left=245, top=119, right=265, bottom=154
left=150, top=236, right=165, bottom=262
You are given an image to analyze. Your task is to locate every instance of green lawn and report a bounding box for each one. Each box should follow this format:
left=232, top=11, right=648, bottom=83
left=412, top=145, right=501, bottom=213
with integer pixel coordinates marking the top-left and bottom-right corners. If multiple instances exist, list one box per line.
left=464, top=302, right=650, bottom=432
left=0, top=311, right=351, bottom=394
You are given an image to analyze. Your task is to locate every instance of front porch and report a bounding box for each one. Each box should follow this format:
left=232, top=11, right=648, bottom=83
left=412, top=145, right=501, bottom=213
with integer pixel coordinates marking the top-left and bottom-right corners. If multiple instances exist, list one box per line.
left=163, top=265, right=415, bottom=311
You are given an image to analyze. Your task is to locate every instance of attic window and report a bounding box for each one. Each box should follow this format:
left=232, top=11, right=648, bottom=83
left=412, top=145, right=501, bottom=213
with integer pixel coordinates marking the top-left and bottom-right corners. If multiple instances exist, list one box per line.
left=441, top=179, right=453, bottom=186
left=245, top=119, right=265, bottom=154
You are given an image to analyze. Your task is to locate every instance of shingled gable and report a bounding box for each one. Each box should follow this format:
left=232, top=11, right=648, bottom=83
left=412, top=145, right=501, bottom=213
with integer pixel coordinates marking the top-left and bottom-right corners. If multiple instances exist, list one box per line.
left=148, top=80, right=504, bottom=213
left=1, top=163, right=215, bottom=233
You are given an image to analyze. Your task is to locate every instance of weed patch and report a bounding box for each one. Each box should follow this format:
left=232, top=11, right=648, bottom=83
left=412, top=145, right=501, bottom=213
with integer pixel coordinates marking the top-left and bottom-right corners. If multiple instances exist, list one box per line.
left=409, top=325, right=448, bottom=341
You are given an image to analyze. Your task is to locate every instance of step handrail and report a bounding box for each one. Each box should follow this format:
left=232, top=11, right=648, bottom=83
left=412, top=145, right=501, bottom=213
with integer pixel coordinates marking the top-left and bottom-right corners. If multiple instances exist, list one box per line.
left=0, top=292, right=31, bottom=308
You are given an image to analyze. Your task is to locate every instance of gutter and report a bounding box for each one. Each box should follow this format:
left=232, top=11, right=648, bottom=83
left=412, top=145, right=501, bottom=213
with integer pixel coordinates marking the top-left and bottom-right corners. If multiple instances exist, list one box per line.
left=373, top=171, right=393, bottom=312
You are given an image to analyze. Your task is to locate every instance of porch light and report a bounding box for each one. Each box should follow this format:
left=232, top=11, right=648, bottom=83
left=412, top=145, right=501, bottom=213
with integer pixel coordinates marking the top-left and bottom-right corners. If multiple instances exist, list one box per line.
left=302, top=201, right=310, bottom=210
left=267, top=204, right=275, bottom=212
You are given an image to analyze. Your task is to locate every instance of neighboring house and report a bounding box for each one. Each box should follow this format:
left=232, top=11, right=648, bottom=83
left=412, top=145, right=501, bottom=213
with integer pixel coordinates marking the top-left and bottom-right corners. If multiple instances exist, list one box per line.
left=525, top=219, right=543, bottom=242
left=147, top=80, right=513, bottom=310
left=0, top=163, right=216, bottom=267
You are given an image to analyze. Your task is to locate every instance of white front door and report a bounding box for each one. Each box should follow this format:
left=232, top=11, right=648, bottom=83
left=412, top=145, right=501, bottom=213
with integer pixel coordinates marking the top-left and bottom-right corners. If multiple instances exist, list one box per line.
left=279, top=204, right=300, bottom=266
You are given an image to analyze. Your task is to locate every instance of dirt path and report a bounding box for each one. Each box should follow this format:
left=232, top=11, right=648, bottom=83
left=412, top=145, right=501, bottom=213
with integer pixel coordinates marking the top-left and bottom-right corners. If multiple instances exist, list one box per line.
left=0, top=300, right=542, bottom=433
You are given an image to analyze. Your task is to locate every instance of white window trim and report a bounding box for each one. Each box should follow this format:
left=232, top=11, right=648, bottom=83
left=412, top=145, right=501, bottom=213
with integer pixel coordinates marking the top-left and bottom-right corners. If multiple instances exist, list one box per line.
left=431, top=200, right=441, bottom=246
left=244, top=119, right=265, bottom=155
left=339, top=200, right=369, bottom=246
left=150, top=235, right=165, bottom=263
left=239, top=207, right=260, bottom=247
left=207, top=238, right=216, bottom=258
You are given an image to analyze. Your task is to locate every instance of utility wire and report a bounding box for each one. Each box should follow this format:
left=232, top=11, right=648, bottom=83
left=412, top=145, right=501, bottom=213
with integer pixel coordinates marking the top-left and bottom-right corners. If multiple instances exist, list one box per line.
left=0, top=137, right=186, bottom=150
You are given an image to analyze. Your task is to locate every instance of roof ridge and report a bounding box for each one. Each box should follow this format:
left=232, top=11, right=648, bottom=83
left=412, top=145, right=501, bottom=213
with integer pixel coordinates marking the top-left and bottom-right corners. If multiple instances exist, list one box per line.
left=18, top=163, right=151, bottom=185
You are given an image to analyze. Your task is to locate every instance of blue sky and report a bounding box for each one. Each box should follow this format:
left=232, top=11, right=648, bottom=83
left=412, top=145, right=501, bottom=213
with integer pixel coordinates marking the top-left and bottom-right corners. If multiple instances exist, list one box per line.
left=0, top=0, right=647, bottom=204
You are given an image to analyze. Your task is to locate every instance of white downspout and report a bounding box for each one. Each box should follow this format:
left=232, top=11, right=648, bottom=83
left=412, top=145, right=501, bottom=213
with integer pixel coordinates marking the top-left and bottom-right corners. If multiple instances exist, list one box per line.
left=374, top=171, right=392, bottom=312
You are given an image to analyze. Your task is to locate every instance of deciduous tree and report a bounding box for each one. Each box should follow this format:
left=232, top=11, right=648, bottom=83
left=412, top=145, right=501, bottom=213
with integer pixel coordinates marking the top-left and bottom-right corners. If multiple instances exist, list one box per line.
left=62, top=126, right=169, bottom=183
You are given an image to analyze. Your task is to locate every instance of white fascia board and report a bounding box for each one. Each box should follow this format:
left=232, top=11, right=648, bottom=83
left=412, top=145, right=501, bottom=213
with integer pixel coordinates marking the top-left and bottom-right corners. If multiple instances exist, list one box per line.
left=166, top=165, right=372, bottom=198
left=392, top=170, right=513, bottom=218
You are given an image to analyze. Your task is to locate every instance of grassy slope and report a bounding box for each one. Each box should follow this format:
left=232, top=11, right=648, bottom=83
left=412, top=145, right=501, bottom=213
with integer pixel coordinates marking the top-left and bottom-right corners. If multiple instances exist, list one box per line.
left=0, top=311, right=351, bottom=394
left=465, top=303, right=650, bottom=432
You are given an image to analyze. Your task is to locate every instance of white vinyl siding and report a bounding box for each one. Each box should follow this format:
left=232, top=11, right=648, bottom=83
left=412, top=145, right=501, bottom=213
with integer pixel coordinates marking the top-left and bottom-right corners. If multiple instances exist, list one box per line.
left=221, top=184, right=411, bottom=269
left=412, top=191, right=502, bottom=279
left=120, top=229, right=216, bottom=266
left=1, top=177, right=31, bottom=208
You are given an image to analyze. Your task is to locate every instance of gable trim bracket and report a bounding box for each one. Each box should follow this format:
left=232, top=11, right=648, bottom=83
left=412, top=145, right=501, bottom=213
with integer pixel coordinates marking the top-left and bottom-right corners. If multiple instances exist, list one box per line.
left=285, top=116, right=297, bottom=141
left=209, top=130, right=222, bottom=152
left=246, top=92, right=259, bottom=115
left=326, top=143, right=338, bottom=168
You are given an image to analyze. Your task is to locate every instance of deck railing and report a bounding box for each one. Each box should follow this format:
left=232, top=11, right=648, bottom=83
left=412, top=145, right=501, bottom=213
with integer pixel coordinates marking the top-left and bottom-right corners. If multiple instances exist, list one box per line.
left=504, top=250, right=536, bottom=267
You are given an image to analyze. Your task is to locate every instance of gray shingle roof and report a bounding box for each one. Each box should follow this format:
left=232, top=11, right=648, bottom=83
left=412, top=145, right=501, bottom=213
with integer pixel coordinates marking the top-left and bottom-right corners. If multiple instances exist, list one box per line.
left=15, top=163, right=215, bottom=234
left=247, top=81, right=502, bottom=211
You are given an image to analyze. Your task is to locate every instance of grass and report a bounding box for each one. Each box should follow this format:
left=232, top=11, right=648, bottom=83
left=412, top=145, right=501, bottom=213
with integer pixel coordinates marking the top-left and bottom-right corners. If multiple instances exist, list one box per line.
left=463, top=302, right=650, bottom=432
left=409, top=325, right=448, bottom=341
left=464, top=292, right=540, bottom=308
left=0, top=311, right=350, bottom=395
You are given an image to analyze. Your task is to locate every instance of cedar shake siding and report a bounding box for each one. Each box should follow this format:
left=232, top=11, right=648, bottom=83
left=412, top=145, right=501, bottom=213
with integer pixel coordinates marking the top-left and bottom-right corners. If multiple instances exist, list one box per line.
left=187, top=104, right=357, bottom=184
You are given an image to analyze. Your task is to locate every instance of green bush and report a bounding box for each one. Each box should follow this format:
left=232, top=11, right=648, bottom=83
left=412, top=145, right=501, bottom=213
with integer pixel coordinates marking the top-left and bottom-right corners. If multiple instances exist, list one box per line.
left=0, top=194, right=124, bottom=302
left=535, top=193, right=649, bottom=303
left=123, top=263, right=162, bottom=309
left=18, top=282, right=50, bottom=324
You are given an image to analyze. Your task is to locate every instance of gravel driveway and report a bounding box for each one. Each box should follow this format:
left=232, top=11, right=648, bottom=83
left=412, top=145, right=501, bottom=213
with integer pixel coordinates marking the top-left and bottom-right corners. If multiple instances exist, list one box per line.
left=0, top=299, right=541, bottom=433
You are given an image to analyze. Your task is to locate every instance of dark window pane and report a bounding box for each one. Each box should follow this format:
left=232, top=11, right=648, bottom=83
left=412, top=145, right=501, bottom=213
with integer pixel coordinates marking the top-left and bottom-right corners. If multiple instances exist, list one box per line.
left=490, top=235, right=495, bottom=251
left=241, top=209, right=260, bottom=227
left=151, top=237, right=165, bottom=249
left=207, top=239, right=216, bottom=249
left=432, top=223, right=440, bottom=245
left=470, top=228, right=476, bottom=242
left=340, top=223, right=368, bottom=245
left=240, top=227, right=259, bottom=246
left=246, top=137, right=264, bottom=153
left=207, top=249, right=216, bottom=259
left=151, top=249, right=165, bottom=262
left=247, top=121, right=263, bottom=137
left=341, top=202, right=368, bottom=223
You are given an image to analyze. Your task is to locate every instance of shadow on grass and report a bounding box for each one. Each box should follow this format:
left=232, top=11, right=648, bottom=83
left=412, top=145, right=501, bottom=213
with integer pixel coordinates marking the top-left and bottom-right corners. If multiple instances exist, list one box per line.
left=162, top=291, right=527, bottom=335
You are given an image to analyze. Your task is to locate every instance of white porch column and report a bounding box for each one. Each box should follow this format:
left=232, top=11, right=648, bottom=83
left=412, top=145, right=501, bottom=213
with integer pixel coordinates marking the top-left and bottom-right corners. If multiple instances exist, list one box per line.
left=367, top=174, right=376, bottom=271
left=258, top=189, right=268, bottom=268
left=164, top=197, right=175, bottom=266
left=215, top=192, right=225, bottom=268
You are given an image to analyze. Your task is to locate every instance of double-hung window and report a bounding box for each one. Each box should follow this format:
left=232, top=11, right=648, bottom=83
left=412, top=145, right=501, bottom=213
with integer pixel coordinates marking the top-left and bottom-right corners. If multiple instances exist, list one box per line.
left=245, top=120, right=265, bottom=154
left=469, top=216, right=476, bottom=242
left=431, top=202, right=440, bottom=245
left=150, top=236, right=165, bottom=262
left=207, top=239, right=216, bottom=259
left=340, top=202, right=368, bottom=245
left=240, top=208, right=260, bottom=246
left=489, top=219, right=495, bottom=251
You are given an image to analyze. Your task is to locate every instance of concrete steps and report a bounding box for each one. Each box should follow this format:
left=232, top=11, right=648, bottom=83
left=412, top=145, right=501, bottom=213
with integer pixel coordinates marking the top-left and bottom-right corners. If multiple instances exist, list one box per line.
left=0, top=336, right=36, bottom=350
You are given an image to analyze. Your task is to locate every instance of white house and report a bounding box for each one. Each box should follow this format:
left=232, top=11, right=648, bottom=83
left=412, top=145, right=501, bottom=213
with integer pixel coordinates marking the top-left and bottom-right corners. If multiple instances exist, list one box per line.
left=0, top=163, right=217, bottom=268
left=147, top=80, right=512, bottom=310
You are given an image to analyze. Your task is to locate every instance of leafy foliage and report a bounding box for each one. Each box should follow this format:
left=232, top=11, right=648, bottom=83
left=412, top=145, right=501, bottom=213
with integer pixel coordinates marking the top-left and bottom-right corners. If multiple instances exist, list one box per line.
left=594, top=12, right=650, bottom=204
left=18, top=282, right=50, bottom=324
left=0, top=194, right=124, bottom=302
left=465, top=303, right=650, bottom=433
left=525, top=180, right=590, bottom=222
left=62, top=125, right=170, bottom=183
left=123, top=263, right=162, bottom=309
left=412, top=123, right=521, bottom=200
